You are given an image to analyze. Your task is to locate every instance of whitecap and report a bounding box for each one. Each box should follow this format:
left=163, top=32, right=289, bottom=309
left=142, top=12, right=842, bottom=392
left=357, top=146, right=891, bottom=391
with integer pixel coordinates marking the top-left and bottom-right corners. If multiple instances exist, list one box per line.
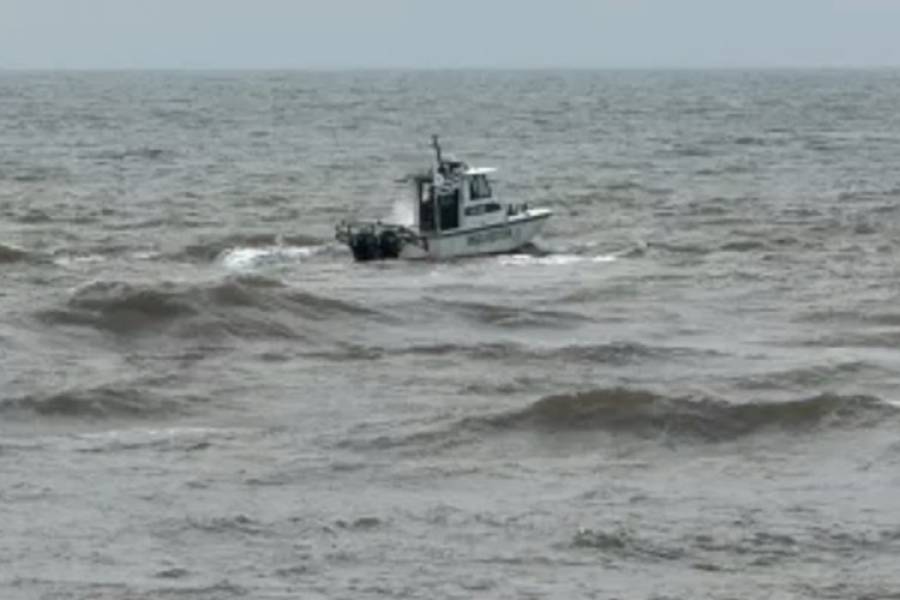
left=131, top=251, right=162, bottom=261
left=220, top=245, right=321, bottom=270
left=498, top=253, right=617, bottom=267
left=52, top=254, right=106, bottom=267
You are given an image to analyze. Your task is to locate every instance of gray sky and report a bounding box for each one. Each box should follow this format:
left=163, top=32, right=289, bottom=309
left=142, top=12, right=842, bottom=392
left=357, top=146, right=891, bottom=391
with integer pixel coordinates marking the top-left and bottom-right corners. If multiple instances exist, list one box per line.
left=2, top=0, right=899, bottom=69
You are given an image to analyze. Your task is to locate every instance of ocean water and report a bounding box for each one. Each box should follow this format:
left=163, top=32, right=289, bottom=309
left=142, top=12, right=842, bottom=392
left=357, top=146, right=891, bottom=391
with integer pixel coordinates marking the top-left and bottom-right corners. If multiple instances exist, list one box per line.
left=2, top=69, right=900, bottom=599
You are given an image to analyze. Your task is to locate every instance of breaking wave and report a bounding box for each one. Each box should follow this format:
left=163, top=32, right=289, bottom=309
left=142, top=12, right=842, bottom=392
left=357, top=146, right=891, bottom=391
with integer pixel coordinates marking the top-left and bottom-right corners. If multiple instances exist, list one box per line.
left=220, top=244, right=326, bottom=270
left=498, top=253, right=618, bottom=267
left=177, top=233, right=323, bottom=262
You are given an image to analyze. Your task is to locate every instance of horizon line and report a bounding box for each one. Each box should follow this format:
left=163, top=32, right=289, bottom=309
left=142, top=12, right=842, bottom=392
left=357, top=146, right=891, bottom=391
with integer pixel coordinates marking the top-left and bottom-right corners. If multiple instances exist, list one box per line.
left=2, top=64, right=900, bottom=73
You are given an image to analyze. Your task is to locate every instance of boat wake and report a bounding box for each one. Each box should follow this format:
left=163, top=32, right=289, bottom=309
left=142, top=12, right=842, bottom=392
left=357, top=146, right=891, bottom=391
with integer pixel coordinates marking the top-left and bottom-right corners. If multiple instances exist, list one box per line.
left=219, top=244, right=328, bottom=270
left=498, top=253, right=618, bottom=267
left=499, top=238, right=646, bottom=266
left=177, top=233, right=323, bottom=262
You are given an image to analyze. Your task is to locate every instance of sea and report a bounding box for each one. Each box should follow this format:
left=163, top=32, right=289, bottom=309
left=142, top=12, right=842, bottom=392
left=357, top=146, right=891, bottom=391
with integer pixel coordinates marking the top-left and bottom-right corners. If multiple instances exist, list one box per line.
left=2, top=69, right=900, bottom=599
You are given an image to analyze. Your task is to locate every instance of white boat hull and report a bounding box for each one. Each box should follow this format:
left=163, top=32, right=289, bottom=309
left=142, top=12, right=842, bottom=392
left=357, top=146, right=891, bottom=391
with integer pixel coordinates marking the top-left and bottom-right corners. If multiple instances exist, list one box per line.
left=401, top=209, right=551, bottom=260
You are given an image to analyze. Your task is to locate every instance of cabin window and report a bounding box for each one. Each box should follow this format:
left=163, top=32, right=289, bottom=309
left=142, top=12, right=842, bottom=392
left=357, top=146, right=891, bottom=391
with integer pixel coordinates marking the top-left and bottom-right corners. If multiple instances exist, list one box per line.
left=438, top=190, right=460, bottom=230
left=469, top=175, right=492, bottom=201
left=464, top=202, right=501, bottom=217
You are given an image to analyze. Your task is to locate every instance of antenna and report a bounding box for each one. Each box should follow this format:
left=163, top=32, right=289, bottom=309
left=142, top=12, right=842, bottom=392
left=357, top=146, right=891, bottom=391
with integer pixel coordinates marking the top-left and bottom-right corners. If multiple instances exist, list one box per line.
left=431, top=134, right=443, bottom=167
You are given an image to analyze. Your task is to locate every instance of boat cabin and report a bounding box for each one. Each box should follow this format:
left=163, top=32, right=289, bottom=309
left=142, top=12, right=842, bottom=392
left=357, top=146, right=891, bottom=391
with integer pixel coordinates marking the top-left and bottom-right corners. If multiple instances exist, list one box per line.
left=412, top=144, right=508, bottom=237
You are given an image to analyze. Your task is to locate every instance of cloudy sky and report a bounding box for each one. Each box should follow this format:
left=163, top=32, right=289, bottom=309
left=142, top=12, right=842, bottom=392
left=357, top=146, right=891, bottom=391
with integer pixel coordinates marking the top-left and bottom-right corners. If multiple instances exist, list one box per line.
left=1, top=0, right=899, bottom=69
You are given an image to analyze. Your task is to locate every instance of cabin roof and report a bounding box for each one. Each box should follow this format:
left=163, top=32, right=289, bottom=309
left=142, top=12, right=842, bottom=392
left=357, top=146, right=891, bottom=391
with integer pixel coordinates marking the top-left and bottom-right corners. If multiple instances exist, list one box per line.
left=464, top=167, right=497, bottom=176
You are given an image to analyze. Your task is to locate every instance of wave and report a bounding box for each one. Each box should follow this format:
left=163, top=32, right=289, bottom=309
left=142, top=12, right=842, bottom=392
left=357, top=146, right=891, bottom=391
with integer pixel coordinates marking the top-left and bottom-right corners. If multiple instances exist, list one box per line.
left=656, top=143, right=716, bottom=158
left=803, top=331, right=900, bottom=349
left=602, top=179, right=660, bottom=193
left=571, top=527, right=686, bottom=561
left=425, top=299, right=592, bottom=329
left=15, top=209, right=53, bottom=224
left=5, top=165, right=71, bottom=183
left=478, top=388, right=896, bottom=440
left=646, top=241, right=711, bottom=255
left=91, top=147, right=174, bottom=162
left=837, top=188, right=900, bottom=203
left=865, top=312, right=900, bottom=327
left=37, top=274, right=379, bottom=339
left=568, top=524, right=900, bottom=575
left=441, top=342, right=706, bottom=363
left=0, top=243, right=30, bottom=264
left=719, top=240, right=768, bottom=252
left=734, top=361, right=888, bottom=391
left=72, top=427, right=227, bottom=453
left=306, top=342, right=718, bottom=371
left=186, top=514, right=266, bottom=536
left=695, top=164, right=754, bottom=176
left=798, top=309, right=900, bottom=329
left=357, top=388, right=899, bottom=452
left=0, top=384, right=202, bottom=419
left=644, top=238, right=771, bottom=256
left=733, top=135, right=770, bottom=146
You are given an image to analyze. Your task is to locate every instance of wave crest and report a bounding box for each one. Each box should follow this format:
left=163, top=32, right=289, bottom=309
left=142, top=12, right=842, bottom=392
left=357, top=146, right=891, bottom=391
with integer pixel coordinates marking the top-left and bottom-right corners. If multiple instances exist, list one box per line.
left=38, top=275, right=377, bottom=339
left=0, top=243, right=31, bottom=264
left=1, top=384, right=201, bottom=419
left=344, top=389, right=899, bottom=455
left=485, top=388, right=896, bottom=440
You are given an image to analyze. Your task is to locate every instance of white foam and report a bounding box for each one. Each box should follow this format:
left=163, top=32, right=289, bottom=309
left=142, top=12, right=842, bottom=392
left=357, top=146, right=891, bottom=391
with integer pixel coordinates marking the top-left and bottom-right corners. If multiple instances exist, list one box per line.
left=389, top=197, right=415, bottom=227
left=131, top=251, right=162, bottom=261
left=61, top=426, right=241, bottom=452
left=53, top=254, right=106, bottom=267
left=498, top=253, right=618, bottom=267
left=220, top=245, right=320, bottom=270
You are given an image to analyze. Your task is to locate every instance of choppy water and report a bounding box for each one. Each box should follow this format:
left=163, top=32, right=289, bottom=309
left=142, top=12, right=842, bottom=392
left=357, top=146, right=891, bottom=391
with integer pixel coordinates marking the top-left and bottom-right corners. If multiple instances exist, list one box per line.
left=2, top=69, right=900, bottom=599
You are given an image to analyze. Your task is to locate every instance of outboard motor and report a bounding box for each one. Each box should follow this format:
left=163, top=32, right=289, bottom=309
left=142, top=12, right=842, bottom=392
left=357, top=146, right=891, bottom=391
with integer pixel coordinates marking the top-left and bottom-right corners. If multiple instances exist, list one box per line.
left=336, top=219, right=416, bottom=262
left=347, top=229, right=405, bottom=261
left=349, top=231, right=381, bottom=261
left=379, top=230, right=402, bottom=259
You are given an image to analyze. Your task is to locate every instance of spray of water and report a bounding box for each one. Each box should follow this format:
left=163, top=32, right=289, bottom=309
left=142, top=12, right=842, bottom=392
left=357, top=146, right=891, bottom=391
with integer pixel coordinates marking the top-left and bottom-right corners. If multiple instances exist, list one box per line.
left=389, top=196, right=415, bottom=227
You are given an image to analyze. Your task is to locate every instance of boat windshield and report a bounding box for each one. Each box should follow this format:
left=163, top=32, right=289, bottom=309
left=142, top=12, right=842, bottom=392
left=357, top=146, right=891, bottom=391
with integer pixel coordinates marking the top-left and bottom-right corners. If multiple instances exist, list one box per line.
left=469, top=175, right=492, bottom=200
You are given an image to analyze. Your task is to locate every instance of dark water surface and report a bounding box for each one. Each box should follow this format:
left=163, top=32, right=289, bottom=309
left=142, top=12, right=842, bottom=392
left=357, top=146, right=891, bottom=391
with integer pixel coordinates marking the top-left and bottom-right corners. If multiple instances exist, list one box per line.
left=2, top=70, right=900, bottom=599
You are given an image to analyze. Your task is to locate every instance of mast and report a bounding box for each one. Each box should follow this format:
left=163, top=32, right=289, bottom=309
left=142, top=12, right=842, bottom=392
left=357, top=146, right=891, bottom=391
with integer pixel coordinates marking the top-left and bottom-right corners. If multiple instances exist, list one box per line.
left=431, top=134, right=444, bottom=172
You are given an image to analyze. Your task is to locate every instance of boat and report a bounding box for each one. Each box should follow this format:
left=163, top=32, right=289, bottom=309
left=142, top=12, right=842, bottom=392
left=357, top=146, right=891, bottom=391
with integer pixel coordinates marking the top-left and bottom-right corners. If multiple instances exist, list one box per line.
left=335, top=136, right=552, bottom=261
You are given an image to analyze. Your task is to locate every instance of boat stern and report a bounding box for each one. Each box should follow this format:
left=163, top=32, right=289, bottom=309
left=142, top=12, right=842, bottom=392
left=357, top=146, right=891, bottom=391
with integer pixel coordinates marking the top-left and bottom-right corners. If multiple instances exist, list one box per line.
left=335, top=220, right=423, bottom=262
